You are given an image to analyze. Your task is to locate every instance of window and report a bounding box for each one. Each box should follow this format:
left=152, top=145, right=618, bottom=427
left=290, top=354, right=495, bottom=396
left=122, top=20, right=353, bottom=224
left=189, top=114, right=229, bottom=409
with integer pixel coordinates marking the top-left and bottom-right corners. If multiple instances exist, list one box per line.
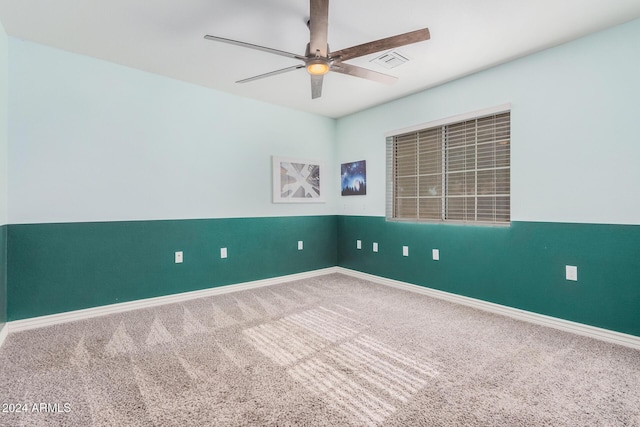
left=386, top=108, right=510, bottom=224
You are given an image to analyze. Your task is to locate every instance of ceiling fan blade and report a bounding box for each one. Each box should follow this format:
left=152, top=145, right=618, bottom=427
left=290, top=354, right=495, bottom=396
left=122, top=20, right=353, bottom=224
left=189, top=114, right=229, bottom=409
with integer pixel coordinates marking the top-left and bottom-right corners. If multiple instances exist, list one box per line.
left=237, top=65, right=305, bottom=84
left=331, top=62, right=397, bottom=85
left=310, top=74, right=324, bottom=99
left=330, top=28, right=430, bottom=62
left=309, top=0, right=329, bottom=57
left=204, top=35, right=306, bottom=61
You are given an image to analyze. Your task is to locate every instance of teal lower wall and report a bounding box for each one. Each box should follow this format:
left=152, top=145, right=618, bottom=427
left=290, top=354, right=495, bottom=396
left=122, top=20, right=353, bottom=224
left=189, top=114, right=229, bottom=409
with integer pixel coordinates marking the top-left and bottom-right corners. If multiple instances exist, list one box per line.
left=7, top=215, right=640, bottom=338
left=337, top=216, right=640, bottom=337
left=7, top=216, right=337, bottom=321
left=0, top=225, right=6, bottom=327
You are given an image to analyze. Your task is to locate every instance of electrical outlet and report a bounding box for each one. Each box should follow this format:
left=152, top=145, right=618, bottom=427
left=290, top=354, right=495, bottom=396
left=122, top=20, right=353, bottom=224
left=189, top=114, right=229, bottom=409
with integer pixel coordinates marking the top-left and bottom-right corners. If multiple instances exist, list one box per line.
left=432, top=249, right=440, bottom=260
left=175, top=251, right=183, bottom=264
left=403, top=246, right=409, bottom=257
left=373, top=242, right=379, bottom=252
left=566, top=265, right=578, bottom=281
left=298, top=240, right=304, bottom=250
left=356, top=240, right=362, bottom=250
left=220, top=247, right=228, bottom=259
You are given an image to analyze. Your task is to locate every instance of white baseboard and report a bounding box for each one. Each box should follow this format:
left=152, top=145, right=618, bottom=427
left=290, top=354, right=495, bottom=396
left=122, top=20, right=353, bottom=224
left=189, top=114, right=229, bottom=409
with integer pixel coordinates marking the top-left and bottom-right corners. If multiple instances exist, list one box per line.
left=7, top=267, right=339, bottom=334
left=5, top=266, right=639, bottom=351
left=0, top=323, right=7, bottom=348
left=336, top=267, right=640, bottom=350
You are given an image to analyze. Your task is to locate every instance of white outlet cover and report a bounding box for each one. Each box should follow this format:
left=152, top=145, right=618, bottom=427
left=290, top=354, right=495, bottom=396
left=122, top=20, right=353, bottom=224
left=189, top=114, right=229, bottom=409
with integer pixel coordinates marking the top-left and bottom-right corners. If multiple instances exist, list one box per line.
left=403, top=246, right=409, bottom=257
left=356, top=240, right=362, bottom=249
left=566, top=265, right=578, bottom=281
left=298, top=240, right=304, bottom=250
left=373, top=242, right=379, bottom=252
left=432, top=249, right=440, bottom=260
left=220, top=247, right=228, bottom=259
left=175, top=251, right=183, bottom=263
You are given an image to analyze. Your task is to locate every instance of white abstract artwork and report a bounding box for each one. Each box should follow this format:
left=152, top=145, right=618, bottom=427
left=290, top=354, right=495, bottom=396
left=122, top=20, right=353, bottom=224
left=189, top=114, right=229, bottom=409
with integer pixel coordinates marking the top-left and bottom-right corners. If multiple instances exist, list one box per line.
left=272, top=156, right=325, bottom=203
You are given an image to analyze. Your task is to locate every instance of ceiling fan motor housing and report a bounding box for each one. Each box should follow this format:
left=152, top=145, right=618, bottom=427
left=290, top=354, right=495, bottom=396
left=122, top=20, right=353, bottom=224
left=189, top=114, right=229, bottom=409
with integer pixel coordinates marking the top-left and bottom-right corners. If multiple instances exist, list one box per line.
left=305, top=43, right=331, bottom=75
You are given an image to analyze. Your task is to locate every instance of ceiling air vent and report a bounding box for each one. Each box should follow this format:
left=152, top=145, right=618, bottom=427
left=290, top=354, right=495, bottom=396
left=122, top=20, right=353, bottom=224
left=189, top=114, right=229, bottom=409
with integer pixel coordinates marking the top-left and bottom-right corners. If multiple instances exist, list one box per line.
left=370, top=50, right=409, bottom=69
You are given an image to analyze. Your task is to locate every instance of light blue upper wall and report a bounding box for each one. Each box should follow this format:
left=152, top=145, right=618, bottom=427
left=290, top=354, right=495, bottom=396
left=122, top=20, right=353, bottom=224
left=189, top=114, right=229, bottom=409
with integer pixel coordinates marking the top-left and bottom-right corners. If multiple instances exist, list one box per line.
left=0, top=20, right=7, bottom=226
left=8, top=39, right=337, bottom=225
left=0, top=19, right=8, bottom=328
left=336, top=19, right=640, bottom=226
left=8, top=19, right=640, bottom=226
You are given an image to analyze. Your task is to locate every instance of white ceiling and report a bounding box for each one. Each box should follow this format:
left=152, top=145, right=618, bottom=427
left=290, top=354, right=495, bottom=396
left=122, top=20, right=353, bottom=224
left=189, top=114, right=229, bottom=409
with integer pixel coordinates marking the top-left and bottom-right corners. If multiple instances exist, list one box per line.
left=1, top=0, right=640, bottom=118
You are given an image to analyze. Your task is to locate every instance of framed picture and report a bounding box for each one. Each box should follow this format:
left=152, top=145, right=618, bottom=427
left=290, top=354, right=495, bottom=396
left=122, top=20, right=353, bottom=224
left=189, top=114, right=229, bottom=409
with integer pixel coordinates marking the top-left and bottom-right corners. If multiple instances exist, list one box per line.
left=272, top=156, right=325, bottom=203
left=341, top=160, right=367, bottom=196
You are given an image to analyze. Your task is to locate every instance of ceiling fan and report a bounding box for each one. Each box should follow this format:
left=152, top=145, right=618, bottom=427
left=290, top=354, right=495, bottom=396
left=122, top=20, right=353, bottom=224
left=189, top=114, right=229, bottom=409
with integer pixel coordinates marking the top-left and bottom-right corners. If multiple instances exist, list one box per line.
left=204, top=0, right=430, bottom=99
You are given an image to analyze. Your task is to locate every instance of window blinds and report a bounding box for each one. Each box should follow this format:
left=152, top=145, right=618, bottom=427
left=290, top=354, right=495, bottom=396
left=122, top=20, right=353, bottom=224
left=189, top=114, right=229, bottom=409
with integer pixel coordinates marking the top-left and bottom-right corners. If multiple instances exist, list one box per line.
left=387, top=111, right=510, bottom=224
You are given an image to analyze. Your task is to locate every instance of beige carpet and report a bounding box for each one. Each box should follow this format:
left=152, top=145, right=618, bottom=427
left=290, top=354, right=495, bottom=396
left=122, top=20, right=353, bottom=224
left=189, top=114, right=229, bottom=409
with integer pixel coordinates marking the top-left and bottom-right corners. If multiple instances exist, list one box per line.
left=1, top=273, right=639, bottom=426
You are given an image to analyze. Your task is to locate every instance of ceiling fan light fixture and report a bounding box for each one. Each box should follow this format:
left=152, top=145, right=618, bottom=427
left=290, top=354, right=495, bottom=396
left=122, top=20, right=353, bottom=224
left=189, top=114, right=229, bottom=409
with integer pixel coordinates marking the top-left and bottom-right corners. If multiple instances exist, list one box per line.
left=306, top=59, right=330, bottom=75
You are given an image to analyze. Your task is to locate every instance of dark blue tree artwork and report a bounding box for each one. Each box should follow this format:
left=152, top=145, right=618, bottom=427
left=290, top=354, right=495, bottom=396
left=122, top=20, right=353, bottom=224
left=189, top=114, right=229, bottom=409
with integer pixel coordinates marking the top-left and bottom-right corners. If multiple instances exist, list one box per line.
left=341, top=160, right=367, bottom=196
